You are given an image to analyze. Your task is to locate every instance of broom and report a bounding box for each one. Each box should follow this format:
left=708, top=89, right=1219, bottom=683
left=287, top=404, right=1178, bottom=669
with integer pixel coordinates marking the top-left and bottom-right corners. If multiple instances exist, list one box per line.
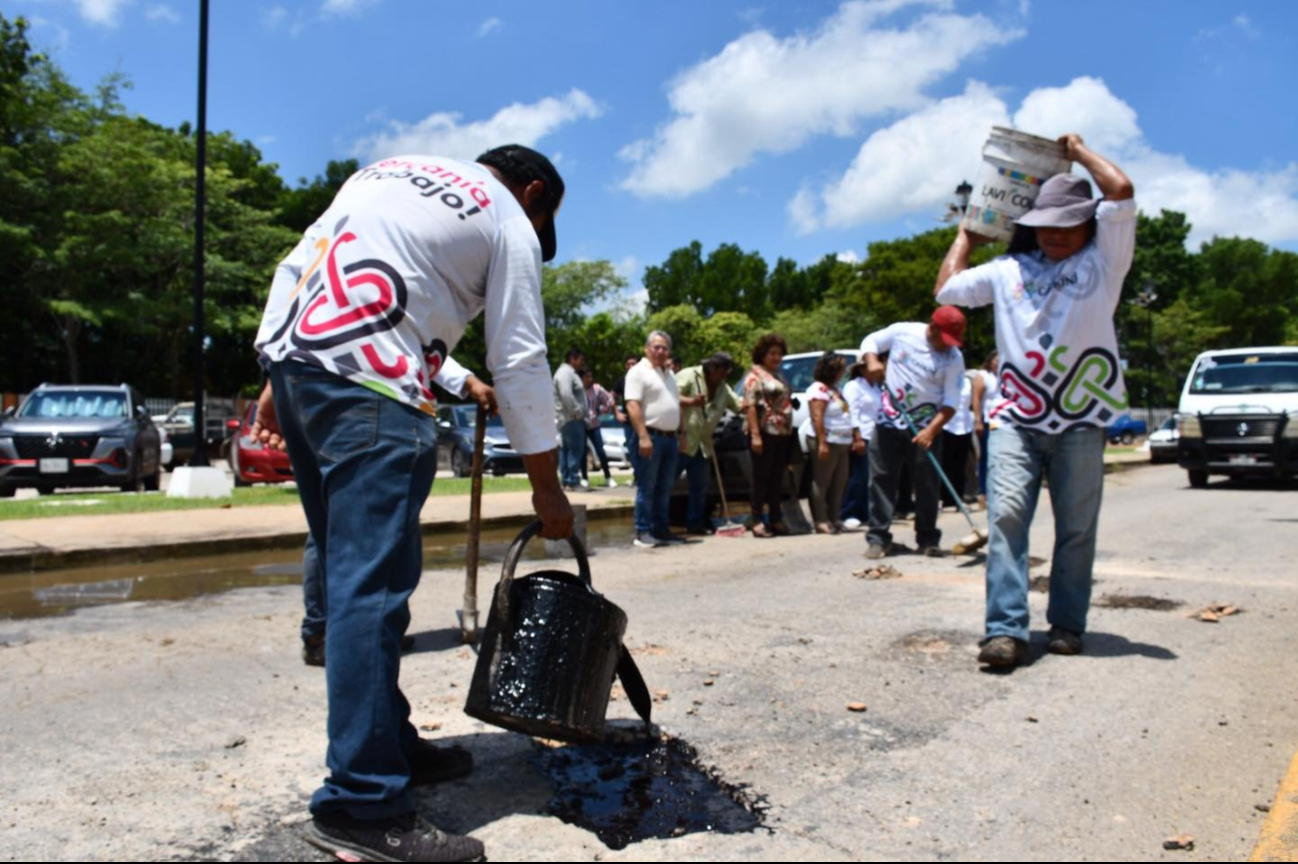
left=710, top=449, right=747, bottom=537
left=895, top=403, right=988, bottom=555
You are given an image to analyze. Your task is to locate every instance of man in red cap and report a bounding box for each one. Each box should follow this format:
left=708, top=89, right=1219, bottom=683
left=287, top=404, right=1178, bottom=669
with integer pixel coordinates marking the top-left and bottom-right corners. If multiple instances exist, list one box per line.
left=934, top=133, right=1135, bottom=670
left=858, top=308, right=967, bottom=558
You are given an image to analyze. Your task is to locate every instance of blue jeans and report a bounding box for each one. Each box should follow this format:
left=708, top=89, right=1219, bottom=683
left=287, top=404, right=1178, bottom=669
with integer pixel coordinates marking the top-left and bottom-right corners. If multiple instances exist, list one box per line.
left=985, top=425, right=1106, bottom=643
left=270, top=360, right=438, bottom=820
left=633, top=430, right=678, bottom=536
left=301, top=534, right=325, bottom=642
left=560, top=419, right=586, bottom=487
left=841, top=449, right=870, bottom=522
left=676, top=450, right=712, bottom=529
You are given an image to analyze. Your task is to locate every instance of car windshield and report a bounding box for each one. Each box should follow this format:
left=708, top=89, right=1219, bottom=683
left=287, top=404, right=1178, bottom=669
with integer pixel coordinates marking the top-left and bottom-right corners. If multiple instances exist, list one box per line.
left=1190, top=356, right=1298, bottom=394
left=453, top=406, right=504, bottom=428
left=779, top=352, right=857, bottom=392
left=19, top=391, right=128, bottom=419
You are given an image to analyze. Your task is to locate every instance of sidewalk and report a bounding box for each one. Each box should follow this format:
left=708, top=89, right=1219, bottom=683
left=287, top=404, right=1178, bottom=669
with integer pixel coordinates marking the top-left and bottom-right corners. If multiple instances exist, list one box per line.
left=0, top=487, right=635, bottom=573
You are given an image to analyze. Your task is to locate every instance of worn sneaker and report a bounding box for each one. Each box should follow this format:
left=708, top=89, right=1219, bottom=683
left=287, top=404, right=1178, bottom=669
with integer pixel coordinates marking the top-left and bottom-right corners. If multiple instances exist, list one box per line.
left=1047, top=626, right=1084, bottom=656
left=633, top=532, right=661, bottom=549
left=409, top=739, right=473, bottom=787
left=653, top=531, right=687, bottom=544
left=865, top=542, right=889, bottom=560
left=579, top=478, right=590, bottom=489
left=841, top=517, right=862, bottom=530
left=305, top=811, right=484, bottom=863
left=977, top=636, right=1028, bottom=668
left=920, top=545, right=945, bottom=558
left=607, top=478, right=619, bottom=489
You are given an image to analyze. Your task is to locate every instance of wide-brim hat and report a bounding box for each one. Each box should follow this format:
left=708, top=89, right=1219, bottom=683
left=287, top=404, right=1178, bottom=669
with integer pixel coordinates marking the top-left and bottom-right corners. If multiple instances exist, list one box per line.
left=1015, top=173, right=1098, bottom=229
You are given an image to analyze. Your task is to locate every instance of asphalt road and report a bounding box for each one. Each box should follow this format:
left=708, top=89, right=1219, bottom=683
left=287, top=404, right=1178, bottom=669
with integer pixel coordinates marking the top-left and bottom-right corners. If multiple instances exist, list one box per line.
left=1, top=464, right=1295, bottom=861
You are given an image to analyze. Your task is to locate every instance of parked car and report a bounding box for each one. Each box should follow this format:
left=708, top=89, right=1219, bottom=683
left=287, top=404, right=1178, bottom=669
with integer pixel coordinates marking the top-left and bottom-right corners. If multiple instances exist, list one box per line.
left=228, top=403, right=294, bottom=486
left=435, top=404, right=524, bottom=477
left=1105, top=413, right=1147, bottom=445
left=0, top=384, right=163, bottom=496
left=1176, top=347, right=1298, bottom=488
left=1143, top=416, right=1179, bottom=463
left=593, top=413, right=630, bottom=470
left=159, top=401, right=238, bottom=468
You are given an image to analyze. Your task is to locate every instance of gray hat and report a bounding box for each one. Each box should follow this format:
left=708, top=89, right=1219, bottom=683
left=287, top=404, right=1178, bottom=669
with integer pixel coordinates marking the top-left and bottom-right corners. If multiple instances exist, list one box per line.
left=1015, top=174, right=1098, bottom=228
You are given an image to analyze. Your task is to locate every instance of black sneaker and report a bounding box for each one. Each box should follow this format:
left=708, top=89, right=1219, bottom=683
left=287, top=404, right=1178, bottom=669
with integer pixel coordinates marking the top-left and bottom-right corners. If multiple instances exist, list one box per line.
left=408, top=739, right=473, bottom=787
left=1047, top=626, right=1084, bottom=656
left=977, top=636, right=1028, bottom=668
left=653, top=531, right=687, bottom=544
left=305, top=811, right=485, bottom=862
left=302, top=634, right=326, bottom=668
left=919, top=545, right=945, bottom=558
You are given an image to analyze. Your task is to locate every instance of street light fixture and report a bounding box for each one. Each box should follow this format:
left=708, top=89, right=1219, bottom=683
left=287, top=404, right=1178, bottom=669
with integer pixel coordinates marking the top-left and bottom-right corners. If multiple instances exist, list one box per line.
left=1127, top=280, right=1159, bottom=422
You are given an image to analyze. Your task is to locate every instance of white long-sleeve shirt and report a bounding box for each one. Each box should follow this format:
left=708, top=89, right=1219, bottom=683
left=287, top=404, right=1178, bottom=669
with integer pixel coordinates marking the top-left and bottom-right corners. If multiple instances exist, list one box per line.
left=255, top=155, right=556, bottom=454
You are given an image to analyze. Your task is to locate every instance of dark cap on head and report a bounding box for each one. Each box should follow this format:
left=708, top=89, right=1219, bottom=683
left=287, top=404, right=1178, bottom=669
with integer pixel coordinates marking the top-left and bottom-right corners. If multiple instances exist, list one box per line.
left=1015, top=174, right=1098, bottom=229
left=476, top=144, right=565, bottom=261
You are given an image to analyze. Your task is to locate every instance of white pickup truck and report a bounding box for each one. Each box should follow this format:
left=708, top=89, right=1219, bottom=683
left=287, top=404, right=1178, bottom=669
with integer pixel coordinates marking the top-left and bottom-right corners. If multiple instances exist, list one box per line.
left=1175, top=347, right=1298, bottom=488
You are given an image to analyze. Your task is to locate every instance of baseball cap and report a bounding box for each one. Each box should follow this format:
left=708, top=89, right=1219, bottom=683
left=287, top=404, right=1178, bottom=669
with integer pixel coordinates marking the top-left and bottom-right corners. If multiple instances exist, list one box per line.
left=931, top=306, right=966, bottom=348
left=476, top=145, right=565, bottom=261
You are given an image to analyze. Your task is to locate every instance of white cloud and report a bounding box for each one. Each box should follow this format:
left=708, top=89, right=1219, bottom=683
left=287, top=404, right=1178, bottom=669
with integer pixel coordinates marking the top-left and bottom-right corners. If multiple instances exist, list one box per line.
left=321, top=0, right=376, bottom=15
left=28, top=16, right=72, bottom=52
left=619, top=0, right=1023, bottom=198
left=794, top=74, right=1298, bottom=247
left=74, top=0, right=132, bottom=27
left=477, top=17, right=503, bottom=38
left=800, top=80, right=1009, bottom=233
left=145, top=4, right=179, bottom=24
left=835, top=250, right=860, bottom=264
left=261, top=6, right=289, bottom=30
left=1232, top=14, right=1260, bottom=39
left=355, top=89, right=603, bottom=162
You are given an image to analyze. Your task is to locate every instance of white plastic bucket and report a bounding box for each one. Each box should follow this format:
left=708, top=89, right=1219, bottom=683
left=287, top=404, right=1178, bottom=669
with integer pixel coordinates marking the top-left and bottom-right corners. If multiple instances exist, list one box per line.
left=961, top=127, right=1072, bottom=243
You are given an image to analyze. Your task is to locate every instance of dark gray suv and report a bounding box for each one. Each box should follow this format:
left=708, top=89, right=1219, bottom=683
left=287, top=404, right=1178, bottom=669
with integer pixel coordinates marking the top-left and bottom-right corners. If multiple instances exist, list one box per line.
left=0, top=384, right=163, bottom=496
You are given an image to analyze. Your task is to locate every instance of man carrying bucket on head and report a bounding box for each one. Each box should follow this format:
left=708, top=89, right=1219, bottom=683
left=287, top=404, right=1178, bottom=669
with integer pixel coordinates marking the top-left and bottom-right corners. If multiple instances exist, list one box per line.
left=252, top=145, right=574, bottom=862
left=934, top=133, right=1135, bottom=670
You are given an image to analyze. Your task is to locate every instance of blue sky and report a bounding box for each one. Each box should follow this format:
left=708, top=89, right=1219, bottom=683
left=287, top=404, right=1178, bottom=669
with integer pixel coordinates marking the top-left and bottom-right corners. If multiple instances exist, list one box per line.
left=14, top=0, right=1298, bottom=312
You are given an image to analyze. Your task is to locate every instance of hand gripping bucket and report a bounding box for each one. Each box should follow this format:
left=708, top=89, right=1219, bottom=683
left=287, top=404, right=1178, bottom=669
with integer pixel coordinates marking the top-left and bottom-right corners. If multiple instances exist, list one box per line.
left=464, top=521, right=651, bottom=743
left=961, top=126, right=1072, bottom=243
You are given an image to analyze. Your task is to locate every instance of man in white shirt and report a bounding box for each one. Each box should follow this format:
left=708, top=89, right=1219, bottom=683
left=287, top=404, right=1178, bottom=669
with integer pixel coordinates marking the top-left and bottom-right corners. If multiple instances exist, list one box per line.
left=251, top=145, right=573, bottom=861
left=860, top=309, right=966, bottom=559
left=840, top=361, right=879, bottom=529
left=624, top=330, right=682, bottom=548
left=935, top=133, right=1136, bottom=669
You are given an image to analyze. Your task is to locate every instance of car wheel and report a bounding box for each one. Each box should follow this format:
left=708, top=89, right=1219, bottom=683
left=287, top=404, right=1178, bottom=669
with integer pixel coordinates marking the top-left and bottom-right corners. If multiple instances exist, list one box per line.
left=143, top=465, right=161, bottom=492
left=37, top=486, right=55, bottom=496
left=1120, top=432, right=1135, bottom=445
left=451, top=448, right=471, bottom=478
left=1188, top=470, right=1209, bottom=489
left=0, top=485, right=14, bottom=498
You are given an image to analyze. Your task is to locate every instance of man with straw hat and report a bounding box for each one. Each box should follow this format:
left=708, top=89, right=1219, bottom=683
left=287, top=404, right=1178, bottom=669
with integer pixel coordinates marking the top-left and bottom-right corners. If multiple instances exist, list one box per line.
left=934, top=133, right=1136, bottom=669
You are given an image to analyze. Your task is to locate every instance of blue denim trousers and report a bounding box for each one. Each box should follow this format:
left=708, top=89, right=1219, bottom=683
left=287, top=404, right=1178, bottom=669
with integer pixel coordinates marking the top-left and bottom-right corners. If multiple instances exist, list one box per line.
left=985, top=425, right=1106, bottom=643
left=270, top=360, right=438, bottom=820
left=841, top=449, right=870, bottom=522
left=676, top=449, right=712, bottom=529
left=301, top=534, right=325, bottom=642
left=633, top=430, right=678, bottom=536
left=560, top=419, right=586, bottom=487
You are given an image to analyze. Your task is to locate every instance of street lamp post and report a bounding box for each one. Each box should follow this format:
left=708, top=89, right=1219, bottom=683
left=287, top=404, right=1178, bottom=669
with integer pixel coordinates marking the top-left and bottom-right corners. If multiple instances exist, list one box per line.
left=188, top=0, right=209, bottom=468
left=1128, top=281, right=1159, bottom=424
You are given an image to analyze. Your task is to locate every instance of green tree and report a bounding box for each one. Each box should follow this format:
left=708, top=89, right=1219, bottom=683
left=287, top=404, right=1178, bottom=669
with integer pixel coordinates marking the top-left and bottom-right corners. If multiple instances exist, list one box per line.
left=645, top=304, right=704, bottom=363
left=696, top=311, right=759, bottom=365
left=643, top=241, right=703, bottom=314
left=279, top=158, right=358, bottom=233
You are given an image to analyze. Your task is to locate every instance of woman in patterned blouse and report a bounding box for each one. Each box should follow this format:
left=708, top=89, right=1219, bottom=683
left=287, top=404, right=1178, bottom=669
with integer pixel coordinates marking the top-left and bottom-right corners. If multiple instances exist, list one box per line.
left=744, top=333, right=795, bottom=537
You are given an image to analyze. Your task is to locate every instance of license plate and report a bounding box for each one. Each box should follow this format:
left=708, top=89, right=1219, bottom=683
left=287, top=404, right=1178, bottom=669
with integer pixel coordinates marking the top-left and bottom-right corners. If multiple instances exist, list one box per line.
left=1229, top=454, right=1258, bottom=465
left=39, top=458, right=70, bottom=474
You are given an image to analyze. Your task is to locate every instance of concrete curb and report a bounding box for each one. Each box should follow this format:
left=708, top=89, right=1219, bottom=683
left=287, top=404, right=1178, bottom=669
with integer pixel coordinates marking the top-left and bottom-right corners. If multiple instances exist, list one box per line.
left=0, top=500, right=634, bottom=575
left=1252, top=749, right=1298, bottom=861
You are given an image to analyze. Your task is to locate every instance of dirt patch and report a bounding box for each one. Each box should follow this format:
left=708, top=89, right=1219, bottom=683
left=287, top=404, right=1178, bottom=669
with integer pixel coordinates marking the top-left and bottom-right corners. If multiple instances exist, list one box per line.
left=1094, top=593, right=1184, bottom=611
left=892, top=629, right=974, bottom=657
left=1030, top=574, right=1101, bottom=593
left=853, top=565, right=901, bottom=580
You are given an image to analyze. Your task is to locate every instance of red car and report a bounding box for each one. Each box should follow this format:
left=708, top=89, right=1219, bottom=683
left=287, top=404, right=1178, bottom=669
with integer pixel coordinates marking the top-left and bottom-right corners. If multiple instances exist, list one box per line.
left=228, top=403, right=293, bottom=486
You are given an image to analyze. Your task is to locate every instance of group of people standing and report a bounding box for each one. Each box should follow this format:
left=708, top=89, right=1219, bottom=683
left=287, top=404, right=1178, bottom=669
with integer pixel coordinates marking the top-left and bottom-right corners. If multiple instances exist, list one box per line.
left=251, top=129, right=1135, bottom=860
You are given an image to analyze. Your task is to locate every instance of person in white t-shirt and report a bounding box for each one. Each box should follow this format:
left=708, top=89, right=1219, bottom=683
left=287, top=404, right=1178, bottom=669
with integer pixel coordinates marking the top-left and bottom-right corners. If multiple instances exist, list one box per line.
left=625, top=330, right=683, bottom=548
left=840, top=358, right=881, bottom=529
left=803, top=352, right=862, bottom=534
left=859, top=309, right=966, bottom=558
left=970, top=349, right=999, bottom=507
left=935, top=133, right=1135, bottom=669
left=251, top=145, right=573, bottom=861
left=939, top=371, right=976, bottom=509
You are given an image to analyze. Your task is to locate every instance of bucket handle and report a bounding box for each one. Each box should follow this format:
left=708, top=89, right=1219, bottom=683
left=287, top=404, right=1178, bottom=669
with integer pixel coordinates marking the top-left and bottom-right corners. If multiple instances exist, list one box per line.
left=500, top=520, right=593, bottom=587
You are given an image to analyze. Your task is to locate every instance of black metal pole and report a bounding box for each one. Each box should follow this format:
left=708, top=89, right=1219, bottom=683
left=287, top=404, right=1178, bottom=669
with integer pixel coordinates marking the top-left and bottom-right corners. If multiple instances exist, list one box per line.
left=1147, top=305, right=1155, bottom=420
left=188, top=0, right=209, bottom=467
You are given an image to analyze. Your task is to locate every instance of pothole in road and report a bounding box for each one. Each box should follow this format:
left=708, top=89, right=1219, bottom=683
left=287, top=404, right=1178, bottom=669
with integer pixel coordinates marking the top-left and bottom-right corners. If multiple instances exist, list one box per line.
left=1094, top=593, right=1185, bottom=611
left=530, top=725, right=767, bottom=850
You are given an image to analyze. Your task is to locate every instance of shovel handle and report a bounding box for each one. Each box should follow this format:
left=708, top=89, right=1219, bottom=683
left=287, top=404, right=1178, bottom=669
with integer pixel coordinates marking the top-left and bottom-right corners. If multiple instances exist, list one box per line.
left=463, top=405, right=487, bottom=629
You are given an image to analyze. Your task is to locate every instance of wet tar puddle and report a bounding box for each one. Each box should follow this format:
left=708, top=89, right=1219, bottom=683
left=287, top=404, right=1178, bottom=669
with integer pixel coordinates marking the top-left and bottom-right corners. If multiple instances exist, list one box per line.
left=531, top=728, right=766, bottom=850
left=1094, top=593, right=1184, bottom=611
